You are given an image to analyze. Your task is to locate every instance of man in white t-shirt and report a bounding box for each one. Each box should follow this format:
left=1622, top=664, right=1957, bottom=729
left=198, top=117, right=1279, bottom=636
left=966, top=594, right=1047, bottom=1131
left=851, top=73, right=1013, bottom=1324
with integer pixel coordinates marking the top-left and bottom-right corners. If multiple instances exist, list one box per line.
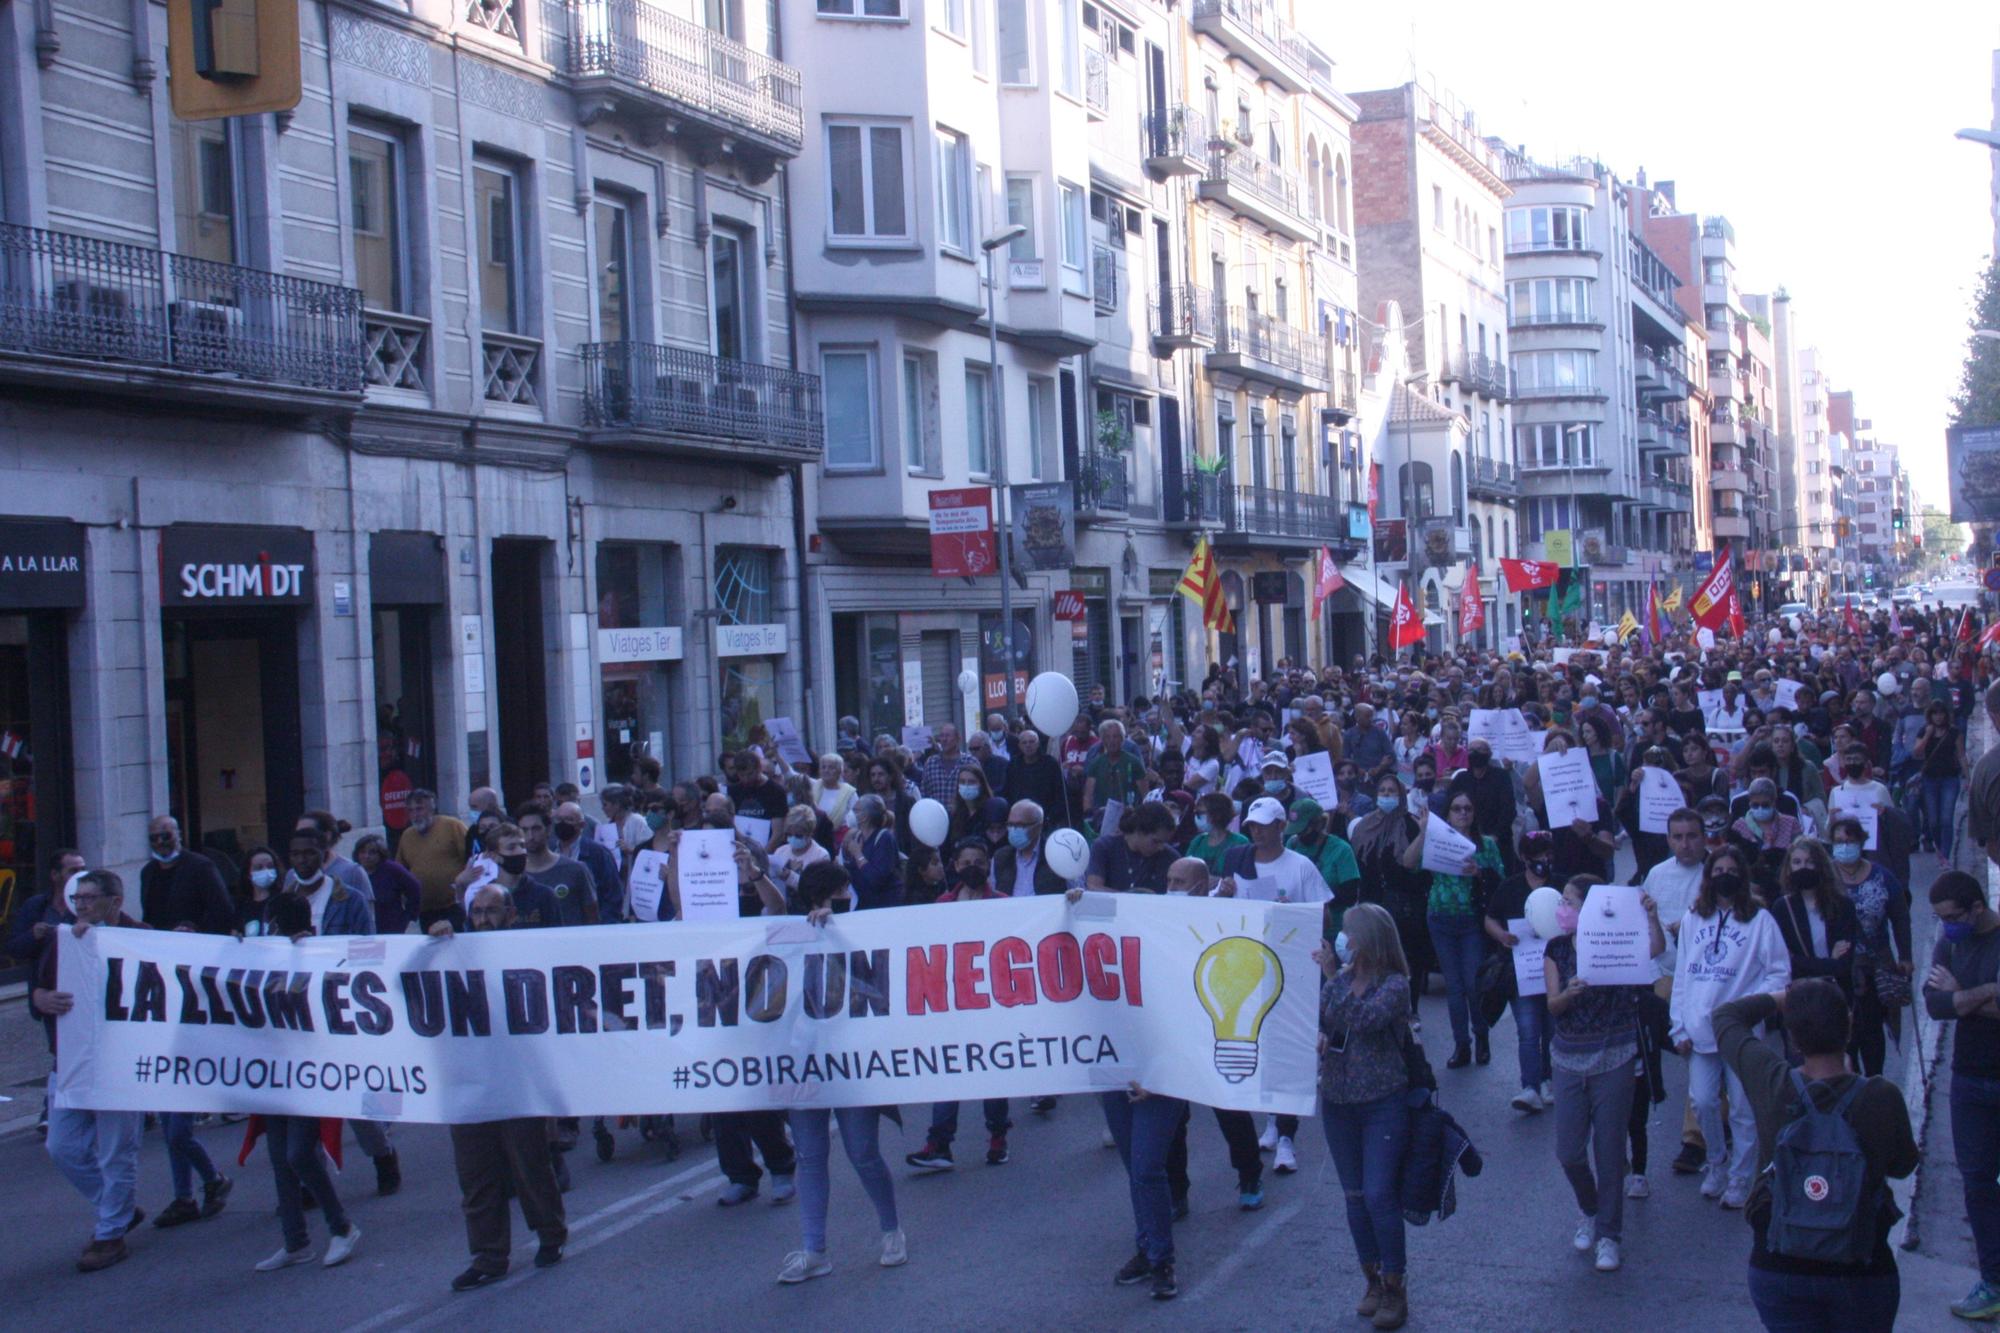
left=1639, top=805, right=1711, bottom=1180
left=1215, top=798, right=1331, bottom=905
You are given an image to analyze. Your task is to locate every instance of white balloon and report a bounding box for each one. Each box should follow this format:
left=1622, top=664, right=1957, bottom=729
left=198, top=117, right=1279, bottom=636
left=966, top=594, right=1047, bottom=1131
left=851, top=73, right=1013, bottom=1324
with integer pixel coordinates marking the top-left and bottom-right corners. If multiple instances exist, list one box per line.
left=1524, top=885, right=1565, bottom=943
left=957, top=668, right=979, bottom=697
left=909, top=798, right=950, bottom=848
left=1025, top=672, right=1079, bottom=737
left=1044, top=827, right=1090, bottom=880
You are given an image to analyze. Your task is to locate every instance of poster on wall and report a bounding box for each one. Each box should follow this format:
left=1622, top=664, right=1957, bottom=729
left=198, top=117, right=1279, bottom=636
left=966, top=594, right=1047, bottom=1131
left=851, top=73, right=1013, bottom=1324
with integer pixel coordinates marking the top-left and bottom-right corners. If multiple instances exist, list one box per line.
left=1948, top=425, right=2000, bottom=523
left=978, top=611, right=1035, bottom=711
left=928, top=488, right=995, bottom=578
left=1011, top=482, right=1075, bottom=571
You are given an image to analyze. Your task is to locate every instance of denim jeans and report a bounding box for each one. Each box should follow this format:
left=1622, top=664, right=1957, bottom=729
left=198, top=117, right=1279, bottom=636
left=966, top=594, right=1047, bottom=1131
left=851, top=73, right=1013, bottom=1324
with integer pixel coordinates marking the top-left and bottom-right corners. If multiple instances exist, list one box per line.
left=928, top=1098, right=1011, bottom=1149
left=1101, top=1091, right=1185, bottom=1264
left=1690, top=1051, right=1758, bottom=1189
left=266, top=1115, right=350, bottom=1252
left=789, top=1107, right=899, bottom=1255
left=1322, top=1091, right=1409, bottom=1276
left=1746, top=1264, right=1900, bottom=1332
left=45, top=1074, right=142, bottom=1241
left=1511, top=993, right=1551, bottom=1089
left=161, top=1111, right=219, bottom=1200
left=1923, top=776, right=1963, bottom=859
left=1952, top=1071, right=2000, bottom=1283
left=1427, top=911, right=1488, bottom=1048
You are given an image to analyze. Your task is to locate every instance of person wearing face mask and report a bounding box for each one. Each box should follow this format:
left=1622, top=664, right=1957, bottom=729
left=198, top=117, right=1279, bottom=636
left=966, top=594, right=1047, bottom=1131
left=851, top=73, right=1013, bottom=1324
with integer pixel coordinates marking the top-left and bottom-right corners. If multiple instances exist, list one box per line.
left=285, top=826, right=378, bottom=937
left=1671, top=848, right=1792, bottom=1212
left=946, top=763, right=995, bottom=848
left=1772, top=840, right=1860, bottom=1020
left=1408, top=755, right=1447, bottom=819
left=770, top=805, right=832, bottom=901
left=546, top=800, right=622, bottom=925
left=1284, top=798, right=1362, bottom=935
left=1401, top=790, right=1503, bottom=1070
left=1829, top=815, right=1912, bottom=1078
left=840, top=794, right=903, bottom=910
left=515, top=803, right=600, bottom=928
left=992, top=799, right=1069, bottom=897
left=1924, top=870, right=2000, bottom=1321
left=138, top=814, right=234, bottom=935
left=1444, top=740, right=1521, bottom=875
left=450, top=824, right=558, bottom=928
left=1346, top=774, right=1430, bottom=1026
left=232, top=846, right=283, bottom=936
left=1486, top=830, right=1561, bottom=1112
left=1186, top=792, right=1249, bottom=874
left=1728, top=776, right=1802, bottom=897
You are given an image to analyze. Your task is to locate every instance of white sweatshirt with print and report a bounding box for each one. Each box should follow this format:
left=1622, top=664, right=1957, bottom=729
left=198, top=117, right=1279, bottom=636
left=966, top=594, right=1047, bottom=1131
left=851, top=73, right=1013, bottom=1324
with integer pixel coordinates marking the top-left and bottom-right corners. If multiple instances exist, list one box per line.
left=1669, top=905, right=1792, bottom=1053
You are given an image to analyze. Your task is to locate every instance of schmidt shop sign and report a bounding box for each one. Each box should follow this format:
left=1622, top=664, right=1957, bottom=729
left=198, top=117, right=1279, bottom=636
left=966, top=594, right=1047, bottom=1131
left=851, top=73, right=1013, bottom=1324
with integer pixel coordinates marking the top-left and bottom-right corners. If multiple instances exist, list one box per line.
left=160, top=526, right=315, bottom=607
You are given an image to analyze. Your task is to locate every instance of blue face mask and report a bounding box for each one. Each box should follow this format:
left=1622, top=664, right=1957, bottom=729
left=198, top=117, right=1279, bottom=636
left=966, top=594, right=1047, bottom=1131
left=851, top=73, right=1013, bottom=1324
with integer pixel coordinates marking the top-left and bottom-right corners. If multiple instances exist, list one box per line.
left=1943, top=919, right=1976, bottom=943
left=1832, top=843, right=1862, bottom=865
left=1007, top=826, right=1032, bottom=849
left=1263, top=778, right=1287, bottom=795
left=1749, top=806, right=1774, bottom=823
left=788, top=835, right=811, bottom=852
left=1193, top=813, right=1212, bottom=834
left=1333, top=932, right=1353, bottom=966
left=959, top=783, right=982, bottom=802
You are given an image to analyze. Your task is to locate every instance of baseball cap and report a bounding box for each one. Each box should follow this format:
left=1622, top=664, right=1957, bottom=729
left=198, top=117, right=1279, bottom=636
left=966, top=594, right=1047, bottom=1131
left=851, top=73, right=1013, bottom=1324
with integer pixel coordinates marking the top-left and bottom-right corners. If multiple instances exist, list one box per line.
left=1260, top=753, right=1292, bottom=773
left=1244, top=797, right=1287, bottom=826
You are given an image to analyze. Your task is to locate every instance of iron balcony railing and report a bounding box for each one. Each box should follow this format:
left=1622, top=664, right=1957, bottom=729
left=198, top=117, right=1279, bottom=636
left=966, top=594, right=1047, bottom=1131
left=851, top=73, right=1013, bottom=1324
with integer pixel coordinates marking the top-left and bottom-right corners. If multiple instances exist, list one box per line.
left=1217, top=483, right=1337, bottom=540
left=1145, top=105, right=1207, bottom=162
left=1440, top=348, right=1511, bottom=400
left=567, top=0, right=804, bottom=151
left=580, top=341, right=823, bottom=451
left=1470, top=457, right=1518, bottom=495
left=0, top=221, right=363, bottom=391
left=1092, top=244, right=1118, bottom=314
left=1189, top=0, right=1311, bottom=80
left=1074, top=449, right=1129, bottom=514
left=1214, top=305, right=1326, bottom=382
left=1330, top=367, right=1358, bottom=414
left=1152, top=283, right=1216, bottom=344
left=1203, top=147, right=1304, bottom=222
left=1178, top=468, right=1224, bottom=524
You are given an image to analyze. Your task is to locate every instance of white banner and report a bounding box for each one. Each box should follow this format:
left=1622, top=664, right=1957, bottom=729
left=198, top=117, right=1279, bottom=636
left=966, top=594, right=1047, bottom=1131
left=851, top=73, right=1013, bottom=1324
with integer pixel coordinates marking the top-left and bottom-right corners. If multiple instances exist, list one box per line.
left=51, top=898, right=1322, bottom=1121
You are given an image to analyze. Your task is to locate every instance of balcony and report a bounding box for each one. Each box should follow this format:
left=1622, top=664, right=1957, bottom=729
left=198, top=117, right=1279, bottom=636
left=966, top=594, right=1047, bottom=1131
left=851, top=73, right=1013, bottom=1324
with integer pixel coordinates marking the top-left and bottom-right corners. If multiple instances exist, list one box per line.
left=1092, top=245, right=1119, bottom=315
left=1207, top=305, right=1328, bottom=395
left=1084, top=49, right=1108, bottom=118
left=1712, top=467, right=1749, bottom=494
left=1074, top=449, right=1129, bottom=519
left=567, top=0, right=804, bottom=168
left=1713, top=509, right=1749, bottom=540
left=0, top=221, right=363, bottom=410
left=1152, top=283, right=1216, bottom=351
left=1211, top=480, right=1339, bottom=547
left=1467, top=457, right=1518, bottom=501
left=1328, top=367, right=1359, bottom=422
left=1144, top=106, right=1209, bottom=177
left=579, top=341, right=822, bottom=464
left=1190, top=0, right=1311, bottom=93
left=1438, top=349, right=1512, bottom=401
left=1634, top=347, right=1690, bottom=401
left=1199, top=148, right=1315, bottom=242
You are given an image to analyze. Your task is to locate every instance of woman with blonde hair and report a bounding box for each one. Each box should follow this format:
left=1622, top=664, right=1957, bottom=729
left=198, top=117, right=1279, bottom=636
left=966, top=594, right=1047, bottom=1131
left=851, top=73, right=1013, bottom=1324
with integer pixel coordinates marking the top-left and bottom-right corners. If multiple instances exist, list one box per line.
left=1317, top=902, right=1416, bottom=1329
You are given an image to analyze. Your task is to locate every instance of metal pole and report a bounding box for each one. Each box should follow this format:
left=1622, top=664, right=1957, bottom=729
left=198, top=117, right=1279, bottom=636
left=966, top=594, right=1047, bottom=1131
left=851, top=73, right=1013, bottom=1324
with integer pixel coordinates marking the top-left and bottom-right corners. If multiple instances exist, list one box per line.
left=986, top=247, right=1017, bottom=722
left=1402, top=401, right=1413, bottom=662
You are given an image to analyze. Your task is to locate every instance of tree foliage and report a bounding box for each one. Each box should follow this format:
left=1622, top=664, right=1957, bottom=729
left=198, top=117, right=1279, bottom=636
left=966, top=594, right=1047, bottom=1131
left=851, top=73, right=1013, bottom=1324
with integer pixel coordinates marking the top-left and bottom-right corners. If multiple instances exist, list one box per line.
left=1954, top=255, right=2000, bottom=428
left=1920, top=508, right=1966, bottom=561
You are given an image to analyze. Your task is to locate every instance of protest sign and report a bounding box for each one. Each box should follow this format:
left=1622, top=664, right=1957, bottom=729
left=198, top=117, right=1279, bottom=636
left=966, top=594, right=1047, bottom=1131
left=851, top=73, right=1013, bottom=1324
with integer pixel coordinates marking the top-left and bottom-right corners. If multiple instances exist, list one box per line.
left=676, top=829, right=742, bottom=921
left=1637, top=766, right=1682, bottom=835
left=1420, top=812, right=1478, bottom=876
left=628, top=850, right=668, bottom=923
left=733, top=815, right=773, bottom=847
left=1697, top=689, right=1724, bottom=717
left=767, top=717, right=812, bottom=769
left=1290, top=751, right=1338, bottom=807
left=1773, top=680, right=1805, bottom=712
left=1468, top=708, right=1539, bottom=766
left=53, top=897, right=1324, bottom=1119
left=1510, top=919, right=1547, bottom=998
left=1536, top=748, right=1598, bottom=829
left=1576, top=884, right=1655, bottom=986
left=1829, top=787, right=1881, bottom=850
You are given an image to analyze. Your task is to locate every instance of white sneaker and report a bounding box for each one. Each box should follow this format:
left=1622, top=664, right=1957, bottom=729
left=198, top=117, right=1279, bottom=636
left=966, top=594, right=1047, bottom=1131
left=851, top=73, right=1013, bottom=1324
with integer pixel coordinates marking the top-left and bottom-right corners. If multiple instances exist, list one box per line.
left=256, top=1245, right=315, bottom=1272
left=1539, top=1080, right=1554, bottom=1104
left=1625, top=1173, right=1650, bottom=1200
left=1257, top=1117, right=1280, bottom=1152
left=323, top=1224, right=360, bottom=1268
left=1700, top=1164, right=1727, bottom=1200
left=1573, top=1217, right=1595, bottom=1253
left=1511, top=1087, right=1544, bottom=1113
left=1412, top=1018, right=1423, bottom=1036
left=1594, top=1237, right=1622, bottom=1272
left=1721, top=1181, right=1749, bottom=1210
left=1273, top=1136, right=1298, bottom=1174
left=778, top=1250, right=832, bottom=1284
left=880, top=1228, right=907, bottom=1267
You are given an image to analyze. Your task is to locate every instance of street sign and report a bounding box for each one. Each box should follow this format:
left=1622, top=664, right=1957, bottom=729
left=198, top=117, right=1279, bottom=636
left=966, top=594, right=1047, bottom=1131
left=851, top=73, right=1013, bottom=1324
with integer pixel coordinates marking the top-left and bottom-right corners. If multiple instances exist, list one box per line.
left=1982, top=567, right=2000, bottom=593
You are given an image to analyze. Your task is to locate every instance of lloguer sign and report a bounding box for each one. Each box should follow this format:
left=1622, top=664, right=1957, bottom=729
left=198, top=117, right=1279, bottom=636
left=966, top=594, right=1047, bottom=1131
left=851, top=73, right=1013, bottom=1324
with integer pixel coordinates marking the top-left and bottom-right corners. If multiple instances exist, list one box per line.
left=160, top=525, right=315, bottom=606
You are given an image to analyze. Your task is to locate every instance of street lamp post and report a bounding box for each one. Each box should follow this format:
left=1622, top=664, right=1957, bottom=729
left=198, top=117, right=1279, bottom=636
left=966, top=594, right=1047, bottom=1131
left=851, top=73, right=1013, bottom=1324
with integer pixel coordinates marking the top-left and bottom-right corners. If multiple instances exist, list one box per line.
left=982, top=223, right=1029, bottom=722
left=1398, top=371, right=1426, bottom=658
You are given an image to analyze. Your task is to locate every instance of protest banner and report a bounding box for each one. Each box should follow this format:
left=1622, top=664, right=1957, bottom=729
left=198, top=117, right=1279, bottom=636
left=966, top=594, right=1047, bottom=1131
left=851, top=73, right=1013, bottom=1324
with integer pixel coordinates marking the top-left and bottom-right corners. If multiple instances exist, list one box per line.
left=1536, top=748, right=1598, bottom=829
left=1576, top=884, right=1655, bottom=985
left=51, top=897, right=1323, bottom=1120
left=1420, top=813, right=1478, bottom=876
left=675, top=829, right=742, bottom=921
left=1510, top=919, right=1547, bottom=998
left=1637, top=766, right=1682, bottom=835
left=1290, top=751, right=1338, bottom=807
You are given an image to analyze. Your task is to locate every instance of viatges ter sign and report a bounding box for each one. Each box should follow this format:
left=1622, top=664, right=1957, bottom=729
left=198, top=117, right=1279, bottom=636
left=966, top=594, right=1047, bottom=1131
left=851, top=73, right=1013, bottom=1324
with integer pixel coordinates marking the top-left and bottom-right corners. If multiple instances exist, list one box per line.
left=160, top=525, right=314, bottom=606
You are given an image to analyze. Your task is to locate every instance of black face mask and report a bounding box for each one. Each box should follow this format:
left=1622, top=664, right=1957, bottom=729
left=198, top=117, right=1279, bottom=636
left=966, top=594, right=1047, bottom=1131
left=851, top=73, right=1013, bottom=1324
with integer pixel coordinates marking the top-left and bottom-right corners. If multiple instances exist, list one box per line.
left=1468, top=753, right=1489, bottom=771
left=498, top=853, right=528, bottom=876
left=1527, top=858, right=1553, bottom=878
left=1791, top=867, right=1823, bottom=892
left=1710, top=871, right=1746, bottom=902
left=553, top=822, right=582, bottom=844
left=954, top=864, right=988, bottom=888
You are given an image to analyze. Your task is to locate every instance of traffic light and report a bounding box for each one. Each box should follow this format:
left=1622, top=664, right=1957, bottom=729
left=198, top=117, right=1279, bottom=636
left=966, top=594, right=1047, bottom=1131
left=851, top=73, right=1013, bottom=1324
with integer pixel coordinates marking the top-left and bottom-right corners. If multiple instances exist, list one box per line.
left=1892, top=508, right=1906, bottom=530
left=1837, top=517, right=1853, bottom=540
left=166, top=0, right=301, bottom=120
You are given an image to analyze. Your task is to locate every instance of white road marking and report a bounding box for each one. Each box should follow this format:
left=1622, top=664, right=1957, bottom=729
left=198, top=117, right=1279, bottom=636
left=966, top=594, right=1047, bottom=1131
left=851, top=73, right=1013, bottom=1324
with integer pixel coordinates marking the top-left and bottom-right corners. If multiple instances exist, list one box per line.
left=1175, top=1196, right=1305, bottom=1306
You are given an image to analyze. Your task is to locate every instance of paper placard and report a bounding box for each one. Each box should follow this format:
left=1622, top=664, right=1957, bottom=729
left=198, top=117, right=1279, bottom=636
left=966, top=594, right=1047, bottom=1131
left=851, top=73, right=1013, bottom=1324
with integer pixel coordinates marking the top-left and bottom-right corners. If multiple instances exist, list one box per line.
left=1576, top=883, right=1655, bottom=986
left=734, top=815, right=773, bottom=846
left=767, top=716, right=812, bottom=768
left=1419, top=812, right=1478, bottom=876
left=459, top=856, right=499, bottom=912
left=901, top=724, right=934, bottom=754
left=1510, top=918, right=1548, bottom=997
left=628, top=849, right=668, bottom=922
left=1468, top=707, right=1540, bottom=766
left=593, top=821, right=622, bottom=854
left=1537, top=747, right=1598, bottom=830
left=1773, top=679, right=1805, bottom=712
left=1553, top=648, right=1575, bottom=664
left=1829, top=787, right=1880, bottom=850
left=1697, top=689, right=1724, bottom=717
left=675, top=829, right=740, bottom=921
left=1099, top=799, right=1126, bottom=837
left=1637, top=766, right=1682, bottom=835
left=1291, top=750, right=1338, bottom=806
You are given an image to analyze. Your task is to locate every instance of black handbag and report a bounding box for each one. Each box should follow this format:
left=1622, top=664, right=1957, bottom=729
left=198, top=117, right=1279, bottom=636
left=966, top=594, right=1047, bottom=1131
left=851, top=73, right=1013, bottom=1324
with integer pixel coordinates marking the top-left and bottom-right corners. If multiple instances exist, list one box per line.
left=1402, top=1018, right=1438, bottom=1093
left=1475, top=949, right=1513, bottom=1030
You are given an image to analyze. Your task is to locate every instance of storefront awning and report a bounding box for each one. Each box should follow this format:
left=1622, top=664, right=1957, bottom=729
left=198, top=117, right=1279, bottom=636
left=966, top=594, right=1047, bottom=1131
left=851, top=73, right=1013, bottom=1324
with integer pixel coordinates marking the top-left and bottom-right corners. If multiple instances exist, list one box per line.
left=1333, top=567, right=1400, bottom=614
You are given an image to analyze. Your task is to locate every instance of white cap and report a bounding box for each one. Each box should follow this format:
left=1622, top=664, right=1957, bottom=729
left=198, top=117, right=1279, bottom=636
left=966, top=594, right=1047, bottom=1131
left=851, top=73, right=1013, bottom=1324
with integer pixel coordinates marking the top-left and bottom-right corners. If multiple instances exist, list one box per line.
left=1244, top=797, right=1287, bottom=826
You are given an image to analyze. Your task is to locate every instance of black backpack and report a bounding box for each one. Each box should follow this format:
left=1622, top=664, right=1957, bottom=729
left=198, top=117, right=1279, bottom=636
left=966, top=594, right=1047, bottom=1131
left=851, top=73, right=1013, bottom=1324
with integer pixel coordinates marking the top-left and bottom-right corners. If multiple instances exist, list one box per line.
left=1764, top=1069, right=1893, bottom=1266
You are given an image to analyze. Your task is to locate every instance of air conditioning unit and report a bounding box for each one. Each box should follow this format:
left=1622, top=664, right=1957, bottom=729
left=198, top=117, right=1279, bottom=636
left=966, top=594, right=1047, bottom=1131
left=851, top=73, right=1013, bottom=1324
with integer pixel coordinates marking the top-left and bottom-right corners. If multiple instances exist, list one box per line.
left=169, top=299, right=245, bottom=371
left=49, top=280, right=134, bottom=355
left=54, top=279, right=131, bottom=320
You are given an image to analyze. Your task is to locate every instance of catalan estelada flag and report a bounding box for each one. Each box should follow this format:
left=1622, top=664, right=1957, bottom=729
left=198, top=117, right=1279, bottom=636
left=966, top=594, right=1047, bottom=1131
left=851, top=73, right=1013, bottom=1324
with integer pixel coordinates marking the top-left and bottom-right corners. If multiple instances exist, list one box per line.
left=1177, top=537, right=1234, bottom=634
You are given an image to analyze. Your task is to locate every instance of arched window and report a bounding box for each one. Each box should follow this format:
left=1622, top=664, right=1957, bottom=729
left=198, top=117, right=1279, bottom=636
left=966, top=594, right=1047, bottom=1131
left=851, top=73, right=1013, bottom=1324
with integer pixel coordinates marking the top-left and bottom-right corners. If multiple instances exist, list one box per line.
left=1502, top=517, right=1512, bottom=557
left=1485, top=515, right=1495, bottom=558
left=1334, top=155, right=1348, bottom=233
left=1449, top=451, right=1465, bottom=523
left=1397, top=461, right=1434, bottom=520
left=1305, top=140, right=1321, bottom=221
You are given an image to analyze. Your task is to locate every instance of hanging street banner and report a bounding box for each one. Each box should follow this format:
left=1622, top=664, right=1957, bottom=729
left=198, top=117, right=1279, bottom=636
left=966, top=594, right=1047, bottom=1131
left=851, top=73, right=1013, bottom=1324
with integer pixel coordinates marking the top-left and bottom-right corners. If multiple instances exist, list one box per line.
left=1948, top=425, right=2000, bottom=524
left=51, top=897, right=1322, bottom=1120
left=1011, top=482, right=1076, bottom=572
left=928, top=488, right=995, bottom=578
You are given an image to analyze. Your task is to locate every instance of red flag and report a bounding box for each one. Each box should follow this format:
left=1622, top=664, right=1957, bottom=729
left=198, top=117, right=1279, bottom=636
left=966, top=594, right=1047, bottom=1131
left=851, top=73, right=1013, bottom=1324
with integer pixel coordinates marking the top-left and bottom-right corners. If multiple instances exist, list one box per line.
left=1390, top=582, right=1425, bottom=650
left=1690, top=556, right=1733, bottom=630
left=1727, top=589, right=1745, bottom=638
left=1311, top=546, right=1344, bottom=619
left=1842, top=603, right=1861, bottom=635
left=1959, top=608, right=1976, bottom=643
left=1499, top=558, right=1560, bottom=593
left=1459, top=564, right=1486, bottom=636
left=1178, top=537, right=1234, bottom=635
left=1981, top=619, right=2000, bottom=650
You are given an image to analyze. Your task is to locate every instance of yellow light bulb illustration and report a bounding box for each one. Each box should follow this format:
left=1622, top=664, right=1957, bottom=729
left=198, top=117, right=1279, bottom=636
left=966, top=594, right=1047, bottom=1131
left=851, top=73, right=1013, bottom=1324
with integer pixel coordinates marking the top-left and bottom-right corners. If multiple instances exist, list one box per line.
left=1193, top=936, right=1284, bottom=1083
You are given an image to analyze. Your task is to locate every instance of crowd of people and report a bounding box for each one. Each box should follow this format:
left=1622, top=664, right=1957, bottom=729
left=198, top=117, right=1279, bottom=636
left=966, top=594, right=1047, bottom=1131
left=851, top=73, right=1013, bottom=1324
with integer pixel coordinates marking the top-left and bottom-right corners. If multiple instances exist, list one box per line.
left=21, top=594, right=2000, bottom=1329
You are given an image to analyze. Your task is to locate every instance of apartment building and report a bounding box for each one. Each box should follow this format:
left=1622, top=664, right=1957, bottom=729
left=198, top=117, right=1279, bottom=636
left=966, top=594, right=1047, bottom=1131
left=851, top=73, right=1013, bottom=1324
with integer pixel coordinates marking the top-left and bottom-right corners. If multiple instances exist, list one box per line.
left=0, top=0, right=815, bottom=883
left=1498, top=151, right=1698, bottom=621
left=1852, top=435, right=1903, bottom=582
left=1794, top=346, right=1837, bottom=599
left=1351, top=82, right=1518, bottom=649
left=1634, top=185, right=1714, bottom=562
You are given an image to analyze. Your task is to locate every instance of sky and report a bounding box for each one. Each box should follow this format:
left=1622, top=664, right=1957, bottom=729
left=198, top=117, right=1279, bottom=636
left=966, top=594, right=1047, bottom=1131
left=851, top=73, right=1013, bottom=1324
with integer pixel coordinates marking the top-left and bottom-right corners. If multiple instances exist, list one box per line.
left=1306, top=1, right=1997, bottom=509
